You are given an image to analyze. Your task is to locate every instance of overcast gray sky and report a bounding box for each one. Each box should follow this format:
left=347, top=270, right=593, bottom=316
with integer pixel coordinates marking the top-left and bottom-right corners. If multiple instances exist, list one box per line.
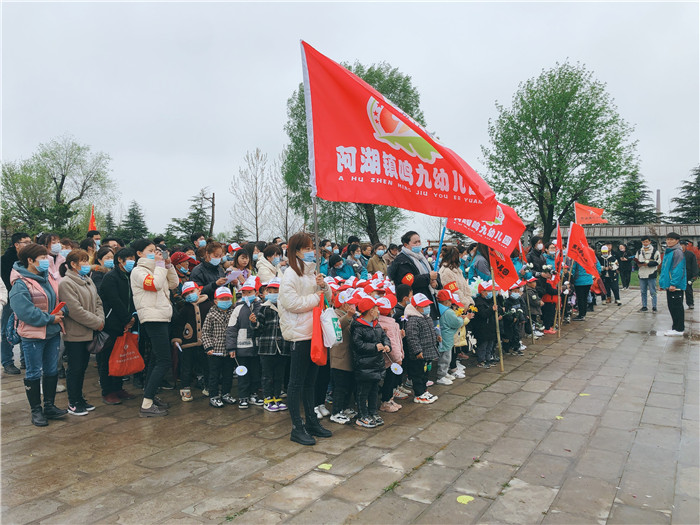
left=3, top=1, right=698, bottom=242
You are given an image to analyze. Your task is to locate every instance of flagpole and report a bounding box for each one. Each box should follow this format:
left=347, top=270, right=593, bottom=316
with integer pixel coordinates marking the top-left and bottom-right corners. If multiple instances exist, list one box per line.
left=313, top=196, right=321, bottom=273
left=434, top=221, right=447, bottom=272
left=556, top=276, right=562, bottom=339
left=489, top=265, right=504, bottom=373
left=524, top=283, right=536, bottom=344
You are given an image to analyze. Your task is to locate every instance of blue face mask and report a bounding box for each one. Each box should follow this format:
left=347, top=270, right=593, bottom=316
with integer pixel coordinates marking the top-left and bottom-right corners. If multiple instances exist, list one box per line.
left=185, top=293, right=198, bottom=303
left=302, top=251, right=316, bottom=263
left=376, top=250, right=385, bottom=257
left=511, top=292, right=521, bottom=299
left=411, top=246, right=422, bottom=254
left=272, top=257, right=281, bottom=266
left=51, top=243, right=62, bottom=254
left=198, top=239, right=206, bottom=247
left=217, top=300, right=232, bottom=310
left=146, top=253, right=155, bottom=260
left=210, top=257, right=221, bottom=266
left=37, top=259, right=50, bottom=272
left=94, top=240, right=101, bottom=249
left=324, top=246, right=332, bottom=252
left=486, top=292, right=493, bottom=300
left=179, top=266, right=189, bottom=274
left=266, top=293, right=278, bottom=304
left=104, top=259, right=114, bottom=269
left=253, top=254, right=259, bottom=261
left=243, top=296, right=255, bottom=306
left=60, top=249, right=71, bottom=258
left=125, top=260, right=135, bottom=273
left=422, top=306, right=431, bottom=316
left=335, top=263, right=344, bottom=271
left=333, top=249, right=339, bottom=254
left=79, top=264, right=91, bottom=276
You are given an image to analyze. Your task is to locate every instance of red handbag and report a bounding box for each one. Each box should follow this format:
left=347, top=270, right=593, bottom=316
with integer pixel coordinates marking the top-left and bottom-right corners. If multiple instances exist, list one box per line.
left=310, top=293, right=327, bottom=366
left=109, top=331, right=145, bottom=377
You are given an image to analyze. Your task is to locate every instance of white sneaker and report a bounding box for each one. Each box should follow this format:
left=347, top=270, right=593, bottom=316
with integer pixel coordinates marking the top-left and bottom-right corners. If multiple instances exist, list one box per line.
left=444, top=373, right=455, bottom=380
left=519, top=343, right=527, bottom=351
left=314, top=406, right=324, bottom=419
left=452, top=371, right=466, bottom=379
left=56, top=383, right=66, bottom=393
left=664, top=330, right=684, bottom=337
left=329, top=413, right=351, bottom=425
left=456, top=362, right=466, bottom=371
left=342, top=408, right=358, bottom=419
left=534, top=330, right=544, bottom=337
left=436, top=377, right=453, bottom=385
left=318, top=404, right=331, bottom=417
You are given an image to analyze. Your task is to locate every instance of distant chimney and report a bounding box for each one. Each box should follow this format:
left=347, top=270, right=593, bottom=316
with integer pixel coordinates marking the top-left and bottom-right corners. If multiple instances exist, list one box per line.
left=656, top=189, right=661, bottom=222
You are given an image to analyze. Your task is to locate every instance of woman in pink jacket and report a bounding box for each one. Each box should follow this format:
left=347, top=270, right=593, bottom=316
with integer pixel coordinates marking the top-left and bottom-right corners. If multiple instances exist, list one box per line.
left=376, top=295, right=404, bottom=413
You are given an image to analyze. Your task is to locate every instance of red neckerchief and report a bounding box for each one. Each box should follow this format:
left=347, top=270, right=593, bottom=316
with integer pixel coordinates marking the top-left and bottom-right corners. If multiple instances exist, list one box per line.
left=356, top=317, right=378, bottom=327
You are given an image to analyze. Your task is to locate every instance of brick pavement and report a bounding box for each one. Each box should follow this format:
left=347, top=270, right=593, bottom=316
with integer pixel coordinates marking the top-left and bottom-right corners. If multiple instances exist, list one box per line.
left=1, top=288, right=698, bottom=524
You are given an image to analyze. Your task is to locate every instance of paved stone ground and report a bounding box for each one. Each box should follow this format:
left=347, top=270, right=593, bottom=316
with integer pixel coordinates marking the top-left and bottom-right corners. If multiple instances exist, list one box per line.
left=1, top=288, right=698, bottom=525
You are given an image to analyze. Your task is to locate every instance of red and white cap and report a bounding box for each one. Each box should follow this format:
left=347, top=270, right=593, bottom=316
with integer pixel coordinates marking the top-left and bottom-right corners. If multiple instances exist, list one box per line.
left=371, top=271, right=385, bottom=281
left=411, top=293, right=433, bottom=308
left=478, top=280, right=497, bottom=293
left=526, top=276, right=538, bottom=283
left=355, top=279, right=368, bottom=289
left=345, top=276, right=357, bottom=288
left=227, top=242, right=243, bottom=253
left=437, top=289, right=464, bottom=308
left=265, top=277, right=281, bottom=289
left=356, top=295, right=378, bottom=314
left=376, top=294, right=397, bottom=315
left=215, top=287, right=233, bottom=299
left=333, top=288, right=356, bottom=308
left=181, top=281, right=199, bottom=295
left=240, top=276, right=258, bottom=291
left=509, top=280, right=523, bottom=291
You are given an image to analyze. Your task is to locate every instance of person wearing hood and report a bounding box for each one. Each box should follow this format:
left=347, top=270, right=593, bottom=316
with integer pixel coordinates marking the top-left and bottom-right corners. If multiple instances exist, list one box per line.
left=58, top=249, right=106, bottom=416
left=659, top=232, right=687, bottom=336
left=467, top=244, right=492, bottom=284
left=1, top=231, right=31, bottom=375
left=388, top=231, right=442, bottom=321
left=190, top=242, right=227, bottom=300
left=617, top=244, right=633, bottom=289
left=328, top=254, right=356, bottom=280
left=345, top=243, right=368, bottom=279
left=527, top=236, right=547, bottom=275
left=9, top=243, right=68, bottom=426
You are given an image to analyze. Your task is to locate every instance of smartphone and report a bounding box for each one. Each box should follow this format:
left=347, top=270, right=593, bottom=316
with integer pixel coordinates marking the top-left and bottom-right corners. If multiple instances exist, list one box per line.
left=50, top=302, right=66, bottom=315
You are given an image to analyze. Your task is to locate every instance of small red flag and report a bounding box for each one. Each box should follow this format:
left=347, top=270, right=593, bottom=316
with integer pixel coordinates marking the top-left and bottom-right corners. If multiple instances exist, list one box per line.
left=488, top=247, right=519, bottom=291
left=574, top=202, right=608, bottom=225
left=88, top=205, right=97, bottom=231
left=447, top=201, right=525, bottom=255
left=566, top=223, right=600, bottom=279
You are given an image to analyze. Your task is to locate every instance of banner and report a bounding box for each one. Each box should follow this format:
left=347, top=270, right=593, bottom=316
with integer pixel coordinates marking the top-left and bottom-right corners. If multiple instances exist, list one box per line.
left=89, top=205, right=96, bottom=231
left=574, top=202, right=608, bottom=224
left=447, top=201, right=525, bottom=255
left=488, top=247, right=519, bottom=290
left=301, top=41, right=497, bottom=220
left=567, top=222, right=600, bottom=279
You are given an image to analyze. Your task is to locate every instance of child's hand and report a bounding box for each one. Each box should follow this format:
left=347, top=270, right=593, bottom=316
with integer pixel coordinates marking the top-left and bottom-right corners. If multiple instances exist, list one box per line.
left=206, top=350, right=213, bottom=356
left=437, top=335, right=442, bottom=343
left=498, top=315, right=503, bottom=320
left=400, top=329, right=405, bottom=338
left=540, top=300, right=545, bottom=306
left=492, top=305, right=498, bottom=311
left=216, top=277, right=227, bottom=286
left=376, top=343, right=384, bottom=352
left=249, top=313, right=257, bottom=323
left=416, top=352, right=424, bottom=359
left=229, top=351, right=236, bottom=358
left=467, top=312, right=475, bottom=319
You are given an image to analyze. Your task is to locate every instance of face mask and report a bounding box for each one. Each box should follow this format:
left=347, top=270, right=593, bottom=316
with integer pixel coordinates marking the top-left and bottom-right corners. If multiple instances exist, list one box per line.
left=324, top=246, right=332, bottom=252
left=461, top=255, right=468, bottom=262
left=217, top=300, right=232, bottom=310
left=536, top=243, right=544, bottom=251
left=146, top=253, right=155, bottom=260
left=243, top=296, right=256, bottom=307
left=94, top=240, right=101, bottom=248
left=335, top=263, right=344, bottom=270
left=51, top=243, right=61, bottom=254
left=302, top=251, right=316, bottom=263
left=272, top=257, right=281, bottom=266
left=266, top=293, right=278, bottom=304
left=549, top=250, right=556, bottom=255
left=253, top=254, right=259, bottom=261
left=422, top=306, right=431, bottom=316
left=60, top=249, right=71, bottom=258
left=185, top=293, right=198, bottom=303
left=427, top=250, right=434, bottom=255
left=511, top=292, right=521, bottom=299
left=79, top=264, right=91, bottom=276
left=486, top=292, right=493, bottom=299
left=124, top=260, right=135, bottom=272
left=198, top=240, right=206, bottom=247
left=37, top=259, right=50, bottom=272
left=210, top=257, right=221, bottom=266
left=333, top=249, right=339, bottom=254
left=179, top=266, right=189, bottom=274
left=104, top=259, right=114, bottom=269
left=411, top=246, right=422, bottom=254
left=376, top=250, right=385, bottom=257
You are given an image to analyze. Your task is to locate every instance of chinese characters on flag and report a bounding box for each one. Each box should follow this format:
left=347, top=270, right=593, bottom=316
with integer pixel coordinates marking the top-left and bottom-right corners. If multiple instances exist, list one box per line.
left=574, top=202, right=608, bottom=224
left=567, top=222, right=601, bottom=279
left=301, top=41, right=497, bottom=221
left=447, top=202, right=525, bottom=255
left=488, top=247, right=519, bottom=291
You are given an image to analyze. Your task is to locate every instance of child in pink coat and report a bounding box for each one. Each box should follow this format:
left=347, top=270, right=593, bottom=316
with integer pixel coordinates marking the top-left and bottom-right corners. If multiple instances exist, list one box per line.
left=377, top=294, right=404, bottom=412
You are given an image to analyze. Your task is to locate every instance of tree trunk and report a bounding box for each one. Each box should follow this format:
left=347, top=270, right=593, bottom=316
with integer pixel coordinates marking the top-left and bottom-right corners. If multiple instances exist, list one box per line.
left=364, top=204, right=380, bottom=244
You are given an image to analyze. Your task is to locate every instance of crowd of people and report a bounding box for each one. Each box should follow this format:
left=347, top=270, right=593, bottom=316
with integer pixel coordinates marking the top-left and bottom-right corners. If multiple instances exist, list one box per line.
left=0, top=227, right=695, bottom=444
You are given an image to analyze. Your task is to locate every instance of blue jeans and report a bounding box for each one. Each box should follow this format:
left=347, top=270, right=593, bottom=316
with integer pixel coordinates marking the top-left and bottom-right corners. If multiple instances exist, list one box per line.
left=1, top=304, right=15, bottom=366
left=21, top=334, right=61, bottom=381
left=639, top=277, right=657, bottom=308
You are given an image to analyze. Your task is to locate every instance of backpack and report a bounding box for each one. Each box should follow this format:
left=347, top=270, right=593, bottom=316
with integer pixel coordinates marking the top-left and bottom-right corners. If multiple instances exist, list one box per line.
left=5, top=313, right=21, bottom=345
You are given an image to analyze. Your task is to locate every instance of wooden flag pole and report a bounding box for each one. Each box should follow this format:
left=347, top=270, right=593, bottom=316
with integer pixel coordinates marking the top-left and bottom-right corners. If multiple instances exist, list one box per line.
left=556, top=275, right=563, bottom=339
left=524, top=283, right=536, bottom=344
left=313, top=196, right=321, bottom=274
left=490, top=265, right=504, bottom=373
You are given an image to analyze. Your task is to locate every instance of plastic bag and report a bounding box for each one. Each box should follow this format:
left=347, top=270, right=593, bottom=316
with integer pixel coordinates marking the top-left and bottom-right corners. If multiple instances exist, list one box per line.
left=320, top=307, right=342, bottom=348
left=310, top=294, right=327, bottom=366
left=109, top=331, right=145, bottom=376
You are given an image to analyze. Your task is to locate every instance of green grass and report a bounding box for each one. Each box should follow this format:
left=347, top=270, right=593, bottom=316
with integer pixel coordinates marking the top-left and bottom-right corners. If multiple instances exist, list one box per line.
left=627, top=273, right=700, bottom=289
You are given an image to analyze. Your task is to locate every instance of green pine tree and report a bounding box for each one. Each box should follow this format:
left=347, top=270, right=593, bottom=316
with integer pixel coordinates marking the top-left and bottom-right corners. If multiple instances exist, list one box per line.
left=117, top=201, right=149, bottom=244
left=104, top=210, right=117, bottom=236
left=610, top=171, right=657, bottom=224
left=670, top=166, right=700, bottom=223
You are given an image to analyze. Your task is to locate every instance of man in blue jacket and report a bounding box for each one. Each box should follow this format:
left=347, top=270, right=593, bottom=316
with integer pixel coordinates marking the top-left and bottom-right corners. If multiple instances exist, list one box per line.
left=659, top=232, right=687, bottom=336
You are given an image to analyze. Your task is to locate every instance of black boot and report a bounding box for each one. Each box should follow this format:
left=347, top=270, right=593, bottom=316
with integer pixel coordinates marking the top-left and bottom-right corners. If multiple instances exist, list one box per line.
left=305, top=418, right=332, bottom=438
left=25, top=379, right=48, bottom=427
left=42, top=375, right=68, bottom=419
left=290, top=423, right=316, bottom=446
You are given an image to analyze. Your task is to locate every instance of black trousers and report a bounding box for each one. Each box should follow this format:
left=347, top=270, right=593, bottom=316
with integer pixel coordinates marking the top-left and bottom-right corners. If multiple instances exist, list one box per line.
left=260, top=354, right=289, bottom=399
left=575, top=285, right=591, bottom=318
left=620, top=268, right=632, bottom=288
left=542, top=303, right=556, bottom=330
left=685, top=284, right=695, bottom=307
left=667, top=290, right=685, bottom=332
left=179, top=345, right=204, bottom=388
left=142, top=322, right=172, bottom=400
left=65, top=340, right=90, bottom=406
left=314, top=361, right=331, bottom=406
left=356, top=380, right=379, bottom=418
left=331, top=368, right=354, bottom=414
left=236, top=355, right=260, bottom=399
left=286, top=340, right=318, bottom=428
left=207, top=354, right=234, bottom=397
left=405, top=358, right=428, bottom=396
left=604, top=276, right=620, bottom=301
left=381, top=368, right=400, bottom=402
left=96, top=335, right=123, bottom=397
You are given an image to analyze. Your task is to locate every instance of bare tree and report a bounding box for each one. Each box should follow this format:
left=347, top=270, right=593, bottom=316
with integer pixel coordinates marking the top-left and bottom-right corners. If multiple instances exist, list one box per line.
left=229, top=148, right=271, bottom=241
left=269, top=153, right=304, bottom=242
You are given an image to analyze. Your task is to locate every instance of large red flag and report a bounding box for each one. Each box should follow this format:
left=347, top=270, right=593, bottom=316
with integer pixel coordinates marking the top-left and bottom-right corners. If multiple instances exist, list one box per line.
left=301, top=41, right=497, bottom=220
left=447, top=201, right=525, bottom=255
left=555, top=220, right=563, bottom=274
left=567, top=222, right=600, bottom=279
left=488, top=247, right=519, bottom=291
left=88, top=205, right=97, bottom=231
left=574, top=202, right=608, bottom=224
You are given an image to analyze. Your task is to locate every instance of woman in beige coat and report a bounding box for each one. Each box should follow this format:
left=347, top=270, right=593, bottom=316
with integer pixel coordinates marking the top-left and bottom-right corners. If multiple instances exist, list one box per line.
left=58, top=249, right=105, bottom=415
left=438, top=246, right=474, bottom=309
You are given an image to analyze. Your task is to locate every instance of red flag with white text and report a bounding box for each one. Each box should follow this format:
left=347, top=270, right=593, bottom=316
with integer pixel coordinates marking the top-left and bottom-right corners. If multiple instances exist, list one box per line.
left=488, top=247, right=519, bottom=291
left=447, top=201, right=525, bottom=255
left=574, top=202, right=608, bottom=225
left=301, top=41, right=497, bottom=220
left=567, top=222, right=600, bottom=279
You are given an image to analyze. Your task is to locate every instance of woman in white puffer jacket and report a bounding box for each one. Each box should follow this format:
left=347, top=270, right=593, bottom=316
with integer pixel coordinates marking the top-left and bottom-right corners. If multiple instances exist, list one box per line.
left=278, top=232, right=332, bottom=446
